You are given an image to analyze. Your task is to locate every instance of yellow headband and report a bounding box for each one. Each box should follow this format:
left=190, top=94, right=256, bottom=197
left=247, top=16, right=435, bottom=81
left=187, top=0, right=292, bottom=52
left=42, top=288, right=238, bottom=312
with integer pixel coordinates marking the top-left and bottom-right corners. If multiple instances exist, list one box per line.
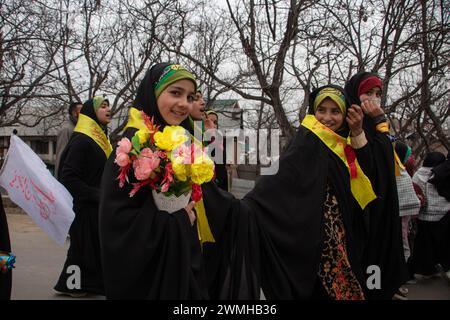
left=314, top=87, right=346, bottom=114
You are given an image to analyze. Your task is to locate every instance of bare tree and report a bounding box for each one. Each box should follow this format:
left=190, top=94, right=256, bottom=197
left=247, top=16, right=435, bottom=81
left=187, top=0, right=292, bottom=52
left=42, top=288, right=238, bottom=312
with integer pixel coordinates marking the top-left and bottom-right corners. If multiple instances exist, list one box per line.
left=0, top=0, right=66, bottom=127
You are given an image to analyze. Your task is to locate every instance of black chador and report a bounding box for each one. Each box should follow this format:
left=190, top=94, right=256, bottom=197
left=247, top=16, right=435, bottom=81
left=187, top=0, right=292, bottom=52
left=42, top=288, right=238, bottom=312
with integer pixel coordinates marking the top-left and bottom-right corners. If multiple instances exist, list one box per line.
left=202, top=86, right=375, bottom=299
left=344, top=72, right=408, bottom=299
left=54, top=97, right=111, bottom=295
left=99, top=63, right=211, bottom=299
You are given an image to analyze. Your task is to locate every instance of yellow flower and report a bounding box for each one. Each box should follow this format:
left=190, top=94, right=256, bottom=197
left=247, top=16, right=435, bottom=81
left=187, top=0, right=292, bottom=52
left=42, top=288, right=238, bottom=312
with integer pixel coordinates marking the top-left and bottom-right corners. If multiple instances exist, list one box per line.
left=191, top=155, right=215, bottom=184
left=154, top=126, right=188, bottom=151
left=172, top=162, right=190, bottom=181
left=136, top=129, right=150, bottom=145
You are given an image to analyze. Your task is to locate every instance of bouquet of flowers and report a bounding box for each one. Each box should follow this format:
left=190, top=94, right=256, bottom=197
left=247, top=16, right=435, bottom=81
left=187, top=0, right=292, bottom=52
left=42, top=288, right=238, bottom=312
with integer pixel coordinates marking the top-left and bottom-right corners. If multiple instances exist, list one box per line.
left=115, top=111, right=215, bottom=212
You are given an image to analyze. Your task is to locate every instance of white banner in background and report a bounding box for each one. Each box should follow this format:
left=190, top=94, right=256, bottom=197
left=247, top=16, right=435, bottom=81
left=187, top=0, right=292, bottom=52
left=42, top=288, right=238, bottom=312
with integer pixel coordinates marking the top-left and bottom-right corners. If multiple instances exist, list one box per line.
left=0, top=135, right=75, bottom=246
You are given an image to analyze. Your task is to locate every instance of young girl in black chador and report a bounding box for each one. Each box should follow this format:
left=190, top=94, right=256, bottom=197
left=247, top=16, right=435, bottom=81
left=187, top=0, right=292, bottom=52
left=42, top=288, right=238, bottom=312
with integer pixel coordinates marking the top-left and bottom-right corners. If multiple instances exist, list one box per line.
left=344, top=72, right=409, bottom=300
left=99, top=63, right=215, bottom=299
left=54, top=96, right=112, bottom=297
left=201, top=85, right=376, bottom=300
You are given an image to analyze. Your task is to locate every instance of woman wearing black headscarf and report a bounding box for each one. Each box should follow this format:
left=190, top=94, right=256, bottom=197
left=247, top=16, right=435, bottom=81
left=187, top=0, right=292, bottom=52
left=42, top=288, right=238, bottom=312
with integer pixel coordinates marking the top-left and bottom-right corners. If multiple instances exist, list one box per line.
left=411, top=152, right=450, bottom=278
left=429, top=153, right=450, bottom=201
left=205, top=110, right=229, bottom=192
left=99, top=63, right=212, bottom=299
left=202, top=85, right=376, bottom=299
left=344, top=72, right=408, bottom=300
left=54, top=96, right=112, bottom=297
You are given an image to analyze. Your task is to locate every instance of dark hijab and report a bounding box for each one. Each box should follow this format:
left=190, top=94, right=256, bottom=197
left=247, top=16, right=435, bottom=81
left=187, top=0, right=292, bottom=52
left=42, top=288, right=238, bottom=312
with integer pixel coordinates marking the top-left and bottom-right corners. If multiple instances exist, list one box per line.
left=429, top=153, right=450, bottom=201
left=132, top=62, right=193, bottom=131
left=423, top=151, right=445, bottom=168
left=344, top=71, right=382, bottom=139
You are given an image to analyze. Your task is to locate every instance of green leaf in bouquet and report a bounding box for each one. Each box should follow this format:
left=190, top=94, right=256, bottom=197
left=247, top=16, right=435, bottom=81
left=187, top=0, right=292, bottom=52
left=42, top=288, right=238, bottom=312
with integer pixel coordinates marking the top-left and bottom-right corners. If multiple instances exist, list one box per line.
left=171, top=181, right=192, bottom=197
left=131, top=135, right=141, bottom=152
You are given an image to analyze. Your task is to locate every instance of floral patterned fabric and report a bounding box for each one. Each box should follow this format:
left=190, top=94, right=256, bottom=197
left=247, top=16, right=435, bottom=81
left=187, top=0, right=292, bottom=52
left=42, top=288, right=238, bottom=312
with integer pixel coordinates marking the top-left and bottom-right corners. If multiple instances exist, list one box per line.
left=317, top=184, right=365, bottom=300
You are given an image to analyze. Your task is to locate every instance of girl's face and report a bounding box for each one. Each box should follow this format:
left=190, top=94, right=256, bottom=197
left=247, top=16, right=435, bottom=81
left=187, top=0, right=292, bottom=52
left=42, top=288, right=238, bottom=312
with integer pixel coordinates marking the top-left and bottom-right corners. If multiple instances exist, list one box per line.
left=359, top=87, right=382, bottom=105
left=314, top=98, right=344, bottom=132
left=96, top=101, right=111, bottom=125
left=157, top=79, right=195, bottom=125
left=190, top=92, right=206, bottom=121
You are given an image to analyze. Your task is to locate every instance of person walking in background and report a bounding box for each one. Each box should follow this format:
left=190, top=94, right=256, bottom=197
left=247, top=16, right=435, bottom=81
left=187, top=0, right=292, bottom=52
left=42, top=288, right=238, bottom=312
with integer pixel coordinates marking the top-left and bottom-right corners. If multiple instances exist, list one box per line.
left=410, top=152, right=450, bottom=281
left=205, top=110, right=229, bottom=192
left=55, top=102, right=83, bottom=179
left=54, top=97, right=111, bottom=297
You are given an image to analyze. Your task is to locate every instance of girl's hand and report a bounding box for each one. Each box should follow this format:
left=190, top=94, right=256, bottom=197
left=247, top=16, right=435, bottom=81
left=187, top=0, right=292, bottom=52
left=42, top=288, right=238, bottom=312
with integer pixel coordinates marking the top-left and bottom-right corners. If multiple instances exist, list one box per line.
left=184, top=201, right=196, bottom=226
left=346, top=105, right=364, bottom=136
left=360, top=99, right=384, bottom=118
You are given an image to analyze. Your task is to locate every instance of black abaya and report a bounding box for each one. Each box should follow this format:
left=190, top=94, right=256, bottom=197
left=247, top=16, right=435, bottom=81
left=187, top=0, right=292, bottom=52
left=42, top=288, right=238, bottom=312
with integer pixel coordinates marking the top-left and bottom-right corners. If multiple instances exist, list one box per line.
left=344, top=72, right=408, bottom=299
left=54, top=99, right=109, bottom=295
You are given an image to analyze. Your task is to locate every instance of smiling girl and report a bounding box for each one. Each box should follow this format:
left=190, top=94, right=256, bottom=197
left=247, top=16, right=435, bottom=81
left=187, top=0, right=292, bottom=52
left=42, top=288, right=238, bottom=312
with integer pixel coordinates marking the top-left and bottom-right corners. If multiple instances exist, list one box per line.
left=98, top=63, right=212, bottom=299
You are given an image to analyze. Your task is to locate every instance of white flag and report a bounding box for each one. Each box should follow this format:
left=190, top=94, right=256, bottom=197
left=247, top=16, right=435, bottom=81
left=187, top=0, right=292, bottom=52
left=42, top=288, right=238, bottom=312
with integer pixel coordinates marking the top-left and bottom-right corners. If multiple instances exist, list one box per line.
left=0, top=135, right=75, bottom=246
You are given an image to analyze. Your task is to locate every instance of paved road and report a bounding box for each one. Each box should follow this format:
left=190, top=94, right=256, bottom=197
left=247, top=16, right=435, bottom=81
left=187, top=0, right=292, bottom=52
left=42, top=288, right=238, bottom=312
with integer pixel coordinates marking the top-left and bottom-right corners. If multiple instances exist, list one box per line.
left=6, top=211, right=104, bottom=300
left=5, top=211, right=450, bottom=300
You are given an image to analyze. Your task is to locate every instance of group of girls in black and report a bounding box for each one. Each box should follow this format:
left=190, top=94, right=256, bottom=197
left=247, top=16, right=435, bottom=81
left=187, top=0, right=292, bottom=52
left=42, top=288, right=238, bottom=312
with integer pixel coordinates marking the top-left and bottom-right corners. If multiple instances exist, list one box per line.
left=0, top=63, right=414, bottom=300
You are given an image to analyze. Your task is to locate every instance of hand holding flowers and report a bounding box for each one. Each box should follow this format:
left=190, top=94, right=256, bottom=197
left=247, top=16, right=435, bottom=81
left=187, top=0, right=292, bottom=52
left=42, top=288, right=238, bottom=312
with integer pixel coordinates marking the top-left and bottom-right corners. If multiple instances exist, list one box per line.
left=115, top=111, right=215, bottom=208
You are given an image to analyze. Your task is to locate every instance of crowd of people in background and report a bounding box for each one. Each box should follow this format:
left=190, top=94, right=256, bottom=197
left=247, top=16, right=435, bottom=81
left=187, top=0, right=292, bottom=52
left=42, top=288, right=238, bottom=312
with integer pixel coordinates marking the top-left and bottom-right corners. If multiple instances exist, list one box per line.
left=0, top=62, right=449, bottom=300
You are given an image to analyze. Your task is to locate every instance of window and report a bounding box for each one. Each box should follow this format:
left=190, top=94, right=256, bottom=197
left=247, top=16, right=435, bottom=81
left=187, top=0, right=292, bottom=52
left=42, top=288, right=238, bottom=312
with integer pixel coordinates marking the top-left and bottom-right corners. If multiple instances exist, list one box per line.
left=30, top=140, right=49, bottom=154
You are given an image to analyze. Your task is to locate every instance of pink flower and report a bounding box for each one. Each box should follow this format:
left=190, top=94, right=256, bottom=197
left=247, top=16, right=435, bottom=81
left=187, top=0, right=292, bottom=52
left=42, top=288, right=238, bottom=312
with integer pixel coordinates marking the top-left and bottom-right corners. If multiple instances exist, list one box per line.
left=115, top=152, right=131, bottom=167
left=133, top=156, right=160, bottom=181
left=117, top=138, right=132, bottom=154
left=160, top=182, right=170, bottom=193
left=140, top=147, right=154, bottom=158
left=172, top=144, right=191, bottom=164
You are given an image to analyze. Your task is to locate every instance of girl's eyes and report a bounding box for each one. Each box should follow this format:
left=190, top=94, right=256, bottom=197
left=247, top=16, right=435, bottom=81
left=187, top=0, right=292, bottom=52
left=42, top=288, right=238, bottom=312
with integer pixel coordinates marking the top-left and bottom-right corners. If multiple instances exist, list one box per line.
left=169, top=90, right=195, bottom=102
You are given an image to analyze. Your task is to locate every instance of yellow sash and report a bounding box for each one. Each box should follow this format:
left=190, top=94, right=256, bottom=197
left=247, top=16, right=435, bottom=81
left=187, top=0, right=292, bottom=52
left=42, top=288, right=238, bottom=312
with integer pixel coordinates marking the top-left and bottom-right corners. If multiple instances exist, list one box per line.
left=123, top=107, right=215, bottom=244
left=74, top=114, right=112, bottom=158
left=195, top=198, right=216, bottom=246
left=301, top=115, right=376, bottom=209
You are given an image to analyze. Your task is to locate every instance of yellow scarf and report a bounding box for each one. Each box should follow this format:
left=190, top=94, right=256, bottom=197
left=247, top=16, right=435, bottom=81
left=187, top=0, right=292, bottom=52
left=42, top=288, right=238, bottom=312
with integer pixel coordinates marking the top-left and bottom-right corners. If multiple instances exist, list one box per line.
left=123, top=107, right=215, bottom=245
left=301, top=115, right=376, bottom=209
left=74, top=114, right=112, bottom=158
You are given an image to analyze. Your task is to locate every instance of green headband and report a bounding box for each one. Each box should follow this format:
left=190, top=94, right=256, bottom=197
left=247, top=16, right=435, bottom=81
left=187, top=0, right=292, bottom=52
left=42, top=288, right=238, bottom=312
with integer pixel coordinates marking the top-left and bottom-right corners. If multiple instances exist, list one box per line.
left=93, top=96, right=108, bottom=113
left=154, top=64, right=197, bottom=98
